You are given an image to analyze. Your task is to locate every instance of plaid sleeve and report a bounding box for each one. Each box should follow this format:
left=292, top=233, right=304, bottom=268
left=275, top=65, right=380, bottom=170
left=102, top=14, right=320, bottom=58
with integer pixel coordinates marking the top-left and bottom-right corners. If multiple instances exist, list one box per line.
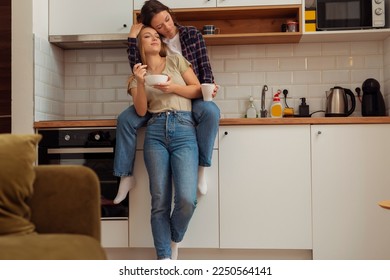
left=180, top=27, right=214, bottom=84
left=194, top=30, right=214, bottom=84
left=127, top=37, right=141, bottom=73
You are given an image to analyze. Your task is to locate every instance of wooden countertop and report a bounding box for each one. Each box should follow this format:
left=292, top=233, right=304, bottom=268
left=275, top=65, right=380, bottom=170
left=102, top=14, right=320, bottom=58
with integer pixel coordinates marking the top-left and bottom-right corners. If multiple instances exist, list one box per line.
left=34, top=116, right=390, bottom=128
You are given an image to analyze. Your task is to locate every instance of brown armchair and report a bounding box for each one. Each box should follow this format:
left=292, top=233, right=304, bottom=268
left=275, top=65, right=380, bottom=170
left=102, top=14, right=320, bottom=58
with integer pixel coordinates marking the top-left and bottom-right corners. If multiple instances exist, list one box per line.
left=0, top=165, right=107, bottom=260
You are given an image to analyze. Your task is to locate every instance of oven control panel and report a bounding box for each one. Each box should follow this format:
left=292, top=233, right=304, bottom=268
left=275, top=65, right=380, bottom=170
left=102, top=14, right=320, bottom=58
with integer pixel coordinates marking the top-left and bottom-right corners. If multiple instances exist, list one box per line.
left=38, top=128, right=116, bottom=147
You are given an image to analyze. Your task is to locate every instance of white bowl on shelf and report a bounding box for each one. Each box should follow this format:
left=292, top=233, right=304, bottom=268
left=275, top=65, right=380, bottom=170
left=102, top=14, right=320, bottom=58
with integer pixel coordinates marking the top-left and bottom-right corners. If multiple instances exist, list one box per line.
left=145, top=74, right=168, bottom=86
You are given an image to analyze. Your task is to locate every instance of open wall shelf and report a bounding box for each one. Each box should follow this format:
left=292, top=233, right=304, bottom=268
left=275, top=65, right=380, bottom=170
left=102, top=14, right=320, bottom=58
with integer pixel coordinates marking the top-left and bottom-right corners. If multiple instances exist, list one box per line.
left=134, top=5, right=302, bottom=45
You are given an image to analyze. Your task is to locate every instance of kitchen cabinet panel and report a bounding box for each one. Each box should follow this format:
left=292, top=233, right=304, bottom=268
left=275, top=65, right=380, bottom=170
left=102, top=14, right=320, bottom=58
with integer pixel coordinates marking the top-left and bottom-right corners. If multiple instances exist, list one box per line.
left=218, top=0, right=301, bottom=7
left=219, top=125, right=312, bottom=249
left=101, top=220, right=129, bottom=248
left=134, top=0, right=301, bottom=10
left=311, top=124, right=390, bottom=259
left=49, top=0, right=132, bottom=35
left=129, top=128, right=219, bottom=249
left=133, top=0, right=215, bottom=10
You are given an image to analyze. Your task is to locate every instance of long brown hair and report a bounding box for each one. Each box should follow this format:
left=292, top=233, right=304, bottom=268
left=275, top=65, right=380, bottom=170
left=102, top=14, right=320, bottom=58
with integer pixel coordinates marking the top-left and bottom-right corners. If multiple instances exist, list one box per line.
left=140, top=0, right=178, bottom=27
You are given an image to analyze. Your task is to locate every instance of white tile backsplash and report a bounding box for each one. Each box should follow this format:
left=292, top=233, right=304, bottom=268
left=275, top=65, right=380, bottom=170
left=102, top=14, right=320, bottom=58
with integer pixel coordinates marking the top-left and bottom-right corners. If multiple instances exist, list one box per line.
left=279, top=57, right=307, bottom=70
left=225, top=59, right=252, bottom=72
left=75, top=49, right=103, bottom=63
left=90, top=63, right=116, bottom=76
left=238, top=45, right=266, bottom=58
left=293, top=43, right=322, bottom=57
left=294, top=71, right=322, bottom=84
left=307, top=57, right=336, bottom=70
left=322, top=42, right=351, bottom=56
left=34, top=35, right=390, bottom=120
left=322, top=70, right=350, bottom=84
left=252, top=58, right=279, bottom=71
left=266, top=44, right=294, bottom=57
left=34, top=36, right=65, bottom=120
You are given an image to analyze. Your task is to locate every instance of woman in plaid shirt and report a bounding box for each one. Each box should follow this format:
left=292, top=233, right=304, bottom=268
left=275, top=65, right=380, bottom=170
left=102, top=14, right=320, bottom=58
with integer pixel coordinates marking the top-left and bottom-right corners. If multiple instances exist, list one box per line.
left=114, top=0, right=220, bottom=204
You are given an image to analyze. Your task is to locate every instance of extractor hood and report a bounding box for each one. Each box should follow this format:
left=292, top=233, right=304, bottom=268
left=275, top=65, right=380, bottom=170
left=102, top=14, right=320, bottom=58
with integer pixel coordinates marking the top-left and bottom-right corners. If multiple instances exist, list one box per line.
left=49, top=34, right=129, bottom=49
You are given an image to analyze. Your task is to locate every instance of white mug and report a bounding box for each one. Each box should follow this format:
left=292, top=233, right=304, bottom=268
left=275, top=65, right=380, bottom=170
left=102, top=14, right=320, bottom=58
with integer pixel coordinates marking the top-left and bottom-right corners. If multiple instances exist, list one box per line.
left=201, top=83, right=215, bottom=101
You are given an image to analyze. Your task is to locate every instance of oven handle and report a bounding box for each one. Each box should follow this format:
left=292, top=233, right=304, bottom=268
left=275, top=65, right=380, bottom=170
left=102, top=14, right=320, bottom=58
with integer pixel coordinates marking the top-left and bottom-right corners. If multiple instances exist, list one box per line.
left=47, top=147, right=114, bottom=154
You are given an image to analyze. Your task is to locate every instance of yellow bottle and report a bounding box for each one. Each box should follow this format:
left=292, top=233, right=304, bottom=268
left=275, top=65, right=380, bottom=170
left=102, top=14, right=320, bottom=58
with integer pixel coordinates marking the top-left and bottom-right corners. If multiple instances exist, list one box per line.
left=270, top=92, right=283, bottom=118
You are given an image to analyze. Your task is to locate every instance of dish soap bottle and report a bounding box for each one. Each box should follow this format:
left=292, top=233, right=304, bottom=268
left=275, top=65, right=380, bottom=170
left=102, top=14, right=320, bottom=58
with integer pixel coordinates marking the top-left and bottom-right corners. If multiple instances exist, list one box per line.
left=270, top=90, right=283, bottom=118
left=245, top=96, right=258, bottom=118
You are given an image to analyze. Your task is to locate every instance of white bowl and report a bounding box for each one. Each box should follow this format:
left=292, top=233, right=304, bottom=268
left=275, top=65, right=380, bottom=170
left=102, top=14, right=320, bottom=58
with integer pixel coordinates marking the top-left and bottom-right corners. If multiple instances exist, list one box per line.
left=145, top=74, right=168, bottom=86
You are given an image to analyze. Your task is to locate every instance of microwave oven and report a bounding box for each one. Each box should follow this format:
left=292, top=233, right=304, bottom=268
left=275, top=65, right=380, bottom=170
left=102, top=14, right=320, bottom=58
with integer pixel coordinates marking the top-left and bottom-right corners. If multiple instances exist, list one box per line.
left=316, top=0, right=385, bottom=30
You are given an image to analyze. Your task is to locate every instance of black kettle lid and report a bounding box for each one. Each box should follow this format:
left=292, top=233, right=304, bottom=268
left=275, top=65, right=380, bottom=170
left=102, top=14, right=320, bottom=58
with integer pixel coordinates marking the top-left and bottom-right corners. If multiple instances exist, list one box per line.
left=362, top=78, right=380, bottom=93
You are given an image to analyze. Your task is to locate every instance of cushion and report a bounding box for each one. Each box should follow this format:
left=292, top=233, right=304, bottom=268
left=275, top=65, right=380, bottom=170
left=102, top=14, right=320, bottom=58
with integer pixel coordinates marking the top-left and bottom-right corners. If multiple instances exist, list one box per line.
left=0, top=134, right=42, bottom=236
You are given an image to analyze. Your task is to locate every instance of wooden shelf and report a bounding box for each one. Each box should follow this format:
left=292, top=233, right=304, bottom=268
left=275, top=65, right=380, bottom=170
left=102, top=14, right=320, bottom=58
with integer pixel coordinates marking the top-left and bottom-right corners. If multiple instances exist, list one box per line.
left=203, top=32, right=301, bottom=45
left=134, top=5, right=302, bottom=45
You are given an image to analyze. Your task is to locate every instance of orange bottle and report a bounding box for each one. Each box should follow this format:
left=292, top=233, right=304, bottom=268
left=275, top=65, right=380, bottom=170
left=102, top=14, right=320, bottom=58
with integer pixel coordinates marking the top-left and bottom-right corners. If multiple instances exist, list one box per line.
left=270, top=91, right=283, bottom=118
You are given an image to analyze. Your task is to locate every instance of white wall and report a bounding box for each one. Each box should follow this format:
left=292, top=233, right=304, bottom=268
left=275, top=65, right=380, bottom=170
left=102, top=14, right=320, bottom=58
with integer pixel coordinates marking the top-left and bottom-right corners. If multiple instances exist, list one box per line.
left=384, top=37, right=390, bottom=111
left=11, top=0, right=34, bottom=133
left=33, top=0, right=48, bottom=38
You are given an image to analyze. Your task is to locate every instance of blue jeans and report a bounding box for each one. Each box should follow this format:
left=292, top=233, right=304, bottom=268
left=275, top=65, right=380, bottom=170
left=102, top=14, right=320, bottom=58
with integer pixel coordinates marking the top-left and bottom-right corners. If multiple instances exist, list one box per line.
left=113, top=98, right=220, bottom=176
left=143, top=111, right=198, bottom=259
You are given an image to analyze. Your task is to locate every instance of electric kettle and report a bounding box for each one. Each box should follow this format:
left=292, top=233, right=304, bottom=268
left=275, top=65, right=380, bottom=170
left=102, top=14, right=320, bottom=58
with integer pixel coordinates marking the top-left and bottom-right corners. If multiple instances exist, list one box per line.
left=325, top=86, right=356, bottom=117
left=361, top=78, right=386, bottom=116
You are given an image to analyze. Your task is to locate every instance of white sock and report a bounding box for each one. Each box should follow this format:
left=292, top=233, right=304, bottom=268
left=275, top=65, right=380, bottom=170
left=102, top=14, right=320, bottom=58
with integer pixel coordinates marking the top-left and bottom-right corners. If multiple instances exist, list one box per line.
left=171, top=241, right=180, bottom=260
left=197, top=166, right=207, bottom=195
left=113, top=176, right=135, bottom=204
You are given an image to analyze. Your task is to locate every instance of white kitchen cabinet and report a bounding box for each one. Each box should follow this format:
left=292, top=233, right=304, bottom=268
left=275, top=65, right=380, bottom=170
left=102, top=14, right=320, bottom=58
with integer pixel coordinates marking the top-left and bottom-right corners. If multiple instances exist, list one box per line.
left=133, top=0, right=215, bottom=10
left=217, top=0, right=301, bottom=7
left=134, top=0, right=301, bottom=10
left=129, top=129, right=219, bottom=250
left=101, top=220, right=129, bottom=248
left=219, top=125, right=312, bottom=249
left=311, top=124, right=390, bottom=259
left=49, top=0, right=132, bottom=35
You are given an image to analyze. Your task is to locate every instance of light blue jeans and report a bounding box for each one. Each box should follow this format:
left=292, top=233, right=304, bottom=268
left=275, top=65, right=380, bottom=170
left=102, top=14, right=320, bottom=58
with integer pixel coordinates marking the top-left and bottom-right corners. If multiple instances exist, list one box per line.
left=143, top=111, right=198, bottom=259
left=113, top=98, right=220, bottom=177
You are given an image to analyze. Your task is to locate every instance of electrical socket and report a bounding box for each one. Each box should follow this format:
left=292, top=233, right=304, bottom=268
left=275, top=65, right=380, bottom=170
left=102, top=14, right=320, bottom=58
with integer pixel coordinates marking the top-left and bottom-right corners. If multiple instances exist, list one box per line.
left=282, top=89, right=289, bottom=99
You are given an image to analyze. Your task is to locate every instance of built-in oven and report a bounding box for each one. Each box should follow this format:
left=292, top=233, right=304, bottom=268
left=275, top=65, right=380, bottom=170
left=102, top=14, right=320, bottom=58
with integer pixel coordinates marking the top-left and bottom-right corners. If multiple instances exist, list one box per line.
left=37, top=127, right=128, bottom=220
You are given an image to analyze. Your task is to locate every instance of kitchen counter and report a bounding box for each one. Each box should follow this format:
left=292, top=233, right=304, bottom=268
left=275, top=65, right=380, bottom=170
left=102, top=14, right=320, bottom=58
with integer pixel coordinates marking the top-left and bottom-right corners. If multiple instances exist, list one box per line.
left=34, top=116, right=390, bottom=128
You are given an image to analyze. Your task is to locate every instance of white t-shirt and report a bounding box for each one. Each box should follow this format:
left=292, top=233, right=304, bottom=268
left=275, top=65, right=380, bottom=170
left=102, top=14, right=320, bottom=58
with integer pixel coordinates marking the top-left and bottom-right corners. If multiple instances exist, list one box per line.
left=163, top=32, right=182, bottom=56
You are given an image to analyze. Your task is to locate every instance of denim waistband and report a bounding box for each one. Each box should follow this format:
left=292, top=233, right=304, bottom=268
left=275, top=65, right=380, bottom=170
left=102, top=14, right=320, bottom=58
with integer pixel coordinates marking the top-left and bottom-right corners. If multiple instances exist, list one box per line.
left=151, top=110, right=192, bottom=118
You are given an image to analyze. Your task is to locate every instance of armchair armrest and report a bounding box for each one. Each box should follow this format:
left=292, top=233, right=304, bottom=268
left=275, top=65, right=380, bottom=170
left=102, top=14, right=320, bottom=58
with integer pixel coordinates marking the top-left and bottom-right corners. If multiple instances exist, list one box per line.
left=29, top=165, right=101, bottom=241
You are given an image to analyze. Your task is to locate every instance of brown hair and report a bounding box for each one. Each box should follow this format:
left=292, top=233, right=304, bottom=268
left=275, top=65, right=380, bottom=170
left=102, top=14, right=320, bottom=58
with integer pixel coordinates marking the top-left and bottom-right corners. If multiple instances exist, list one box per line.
left=140, top=0, right=178, bottom=27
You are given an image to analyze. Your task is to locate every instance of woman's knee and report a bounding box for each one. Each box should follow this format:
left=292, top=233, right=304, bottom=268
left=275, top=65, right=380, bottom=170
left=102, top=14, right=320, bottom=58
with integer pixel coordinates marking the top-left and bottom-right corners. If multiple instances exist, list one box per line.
left=192, top=100, right=220, bottom=121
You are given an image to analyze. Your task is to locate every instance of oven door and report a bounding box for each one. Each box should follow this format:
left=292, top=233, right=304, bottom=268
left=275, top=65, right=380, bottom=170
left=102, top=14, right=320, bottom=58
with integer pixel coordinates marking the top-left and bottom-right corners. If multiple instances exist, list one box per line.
left=39, top=146, right=128, bottom=220
left=316, top=0, right=372, bottom=30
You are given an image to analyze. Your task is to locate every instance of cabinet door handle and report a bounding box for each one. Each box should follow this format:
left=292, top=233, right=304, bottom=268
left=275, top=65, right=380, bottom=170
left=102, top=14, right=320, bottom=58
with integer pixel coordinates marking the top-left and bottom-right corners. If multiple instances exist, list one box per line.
left=123, top=24, right=127, bottom=28
left=317, top=131, right=322, bottom=135
left=224, top=131, right=228, bottom=136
